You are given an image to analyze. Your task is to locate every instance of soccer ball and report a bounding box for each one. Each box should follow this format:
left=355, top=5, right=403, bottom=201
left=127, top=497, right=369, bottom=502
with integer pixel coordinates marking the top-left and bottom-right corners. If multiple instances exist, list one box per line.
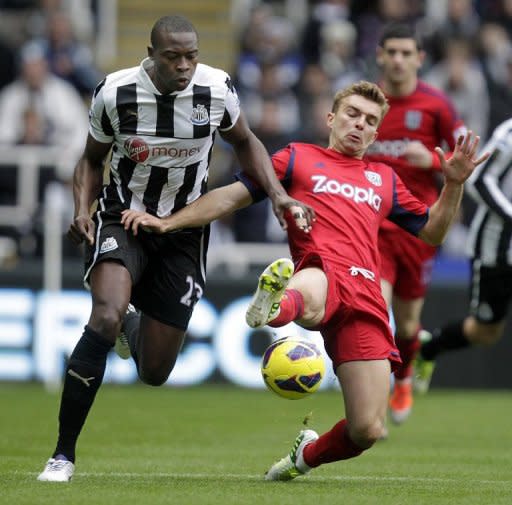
left=261, top=337, right=326, bottom=400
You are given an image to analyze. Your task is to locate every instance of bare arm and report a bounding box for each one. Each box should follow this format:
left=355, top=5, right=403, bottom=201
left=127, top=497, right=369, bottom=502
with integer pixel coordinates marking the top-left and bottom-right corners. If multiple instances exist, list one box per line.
left=121, top=182, right=253, bottom=235
left=67, top=134, right=112, bottom=245
left=419, top=132, right=490, bottom=245
left=220, top=112, right=315, bottom=228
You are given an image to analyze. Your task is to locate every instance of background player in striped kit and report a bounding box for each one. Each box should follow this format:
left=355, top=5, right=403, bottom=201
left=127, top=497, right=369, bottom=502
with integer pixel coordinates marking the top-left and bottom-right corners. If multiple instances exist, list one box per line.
left=415, top=117, right=512, bottom=392
left=364, top=23, right=466, bottom=424
left=37, top=14, right=313, bottom=483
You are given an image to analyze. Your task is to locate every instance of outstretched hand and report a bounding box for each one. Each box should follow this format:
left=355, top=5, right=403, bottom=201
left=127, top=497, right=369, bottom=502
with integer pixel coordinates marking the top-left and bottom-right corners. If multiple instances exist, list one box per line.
left=270, top=195, right=316, bottom=233
left=121, top=210, right=166, bottom=235
left=435, top=131, right=490, bottom=184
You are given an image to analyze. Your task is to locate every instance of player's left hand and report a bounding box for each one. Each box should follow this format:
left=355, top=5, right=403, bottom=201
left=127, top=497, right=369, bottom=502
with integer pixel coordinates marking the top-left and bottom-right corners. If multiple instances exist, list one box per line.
left=404, top=141, right=433, bottom=169
left=435, top=131, right=490, bottom=184
left=270, top=195, right=316, bottom=232
left=121, top=210, right=165, bottom=235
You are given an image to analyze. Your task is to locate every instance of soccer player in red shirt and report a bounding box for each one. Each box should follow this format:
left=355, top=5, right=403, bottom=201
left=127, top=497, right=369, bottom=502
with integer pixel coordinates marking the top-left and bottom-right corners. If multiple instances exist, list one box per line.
left=364, top=23, right=467, bottom=424
left=121, top=81, right=487, bottom=480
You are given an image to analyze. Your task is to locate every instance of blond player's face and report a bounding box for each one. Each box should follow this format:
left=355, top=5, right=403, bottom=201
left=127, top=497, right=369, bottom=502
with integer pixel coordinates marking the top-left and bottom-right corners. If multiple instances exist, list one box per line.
left=327, top=95, right=381, bottom=158
left=377, top=38, right=423, bottom=86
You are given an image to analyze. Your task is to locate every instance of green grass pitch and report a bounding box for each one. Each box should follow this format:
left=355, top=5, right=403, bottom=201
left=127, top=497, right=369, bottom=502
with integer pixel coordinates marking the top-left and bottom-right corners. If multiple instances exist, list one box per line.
left=1, top=383, right=511, bottom=505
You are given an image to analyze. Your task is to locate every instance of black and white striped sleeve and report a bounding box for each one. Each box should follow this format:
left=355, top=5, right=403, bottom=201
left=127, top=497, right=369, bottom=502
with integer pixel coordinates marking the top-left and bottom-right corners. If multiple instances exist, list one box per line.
left=88, top=78, right=115, bottom=143
left=467, top=127, right=512, bottom=223
left=219, top=74, right=241, bottom=131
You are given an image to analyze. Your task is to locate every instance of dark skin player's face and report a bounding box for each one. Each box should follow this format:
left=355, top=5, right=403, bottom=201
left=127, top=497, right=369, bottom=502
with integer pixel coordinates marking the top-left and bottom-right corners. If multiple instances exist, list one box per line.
left=147, top=30, right=199, bottom=94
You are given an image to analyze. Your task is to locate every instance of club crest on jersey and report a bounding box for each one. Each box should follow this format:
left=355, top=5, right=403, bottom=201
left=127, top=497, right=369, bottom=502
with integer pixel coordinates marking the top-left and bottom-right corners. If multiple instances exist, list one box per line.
left=405, top=110, right=422, bottom=130
left=124, top=137, right=149, bottom=163
left=190, top=104, right=209, bottom=126
left=364, top=171, right=382, bottom=186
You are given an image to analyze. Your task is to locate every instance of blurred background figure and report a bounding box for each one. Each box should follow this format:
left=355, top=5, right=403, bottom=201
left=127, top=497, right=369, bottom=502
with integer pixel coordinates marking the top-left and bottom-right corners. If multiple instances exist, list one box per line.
left=0, top=41, right=88, bottom=175
left=300, top=0, right=351, bottom=65
left=0, top=41, right=88, bottom=260
left=318, top=18, right=366, bottom=90
left=424, top=36, right=489, bottom=143
left=422, top=0, right=481, bottom=65
left=27, top=8, right=103, bottom=98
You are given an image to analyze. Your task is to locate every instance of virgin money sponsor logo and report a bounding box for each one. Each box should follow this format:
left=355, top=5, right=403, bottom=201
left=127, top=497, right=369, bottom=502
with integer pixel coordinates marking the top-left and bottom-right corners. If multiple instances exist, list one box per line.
left=124, top=137, right=149, bottom=163
left=311, top=175, right=382, bottom=211
left=124, top=137, right=201, bottom=163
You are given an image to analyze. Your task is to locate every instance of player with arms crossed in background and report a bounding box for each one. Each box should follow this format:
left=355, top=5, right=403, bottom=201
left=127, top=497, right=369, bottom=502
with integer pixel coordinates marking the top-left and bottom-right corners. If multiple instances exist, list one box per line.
left=121, top=81, right=488, bottom=480
left=415, top=118, right=512, bottom=390
left=364, top=23, right=467, bottom=424
left=37, top=14, right=313, bottom=482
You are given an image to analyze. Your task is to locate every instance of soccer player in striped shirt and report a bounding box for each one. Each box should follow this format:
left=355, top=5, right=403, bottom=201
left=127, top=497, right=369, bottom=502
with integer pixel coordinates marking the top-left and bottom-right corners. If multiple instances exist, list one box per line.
left=37, top=14, right=313, bottom=482
left=415, top=118, right=512, bottom=392
left=121, top=81, right=488, bottom=481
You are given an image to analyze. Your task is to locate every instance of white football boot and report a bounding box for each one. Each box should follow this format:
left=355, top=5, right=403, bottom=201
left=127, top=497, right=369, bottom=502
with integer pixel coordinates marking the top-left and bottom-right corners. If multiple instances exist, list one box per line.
left=245, top=258, right=294, bottom=328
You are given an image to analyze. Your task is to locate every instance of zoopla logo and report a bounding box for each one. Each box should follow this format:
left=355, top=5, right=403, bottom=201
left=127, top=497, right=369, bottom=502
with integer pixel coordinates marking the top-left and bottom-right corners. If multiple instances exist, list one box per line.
left=311, top=175, right=382, bottom=211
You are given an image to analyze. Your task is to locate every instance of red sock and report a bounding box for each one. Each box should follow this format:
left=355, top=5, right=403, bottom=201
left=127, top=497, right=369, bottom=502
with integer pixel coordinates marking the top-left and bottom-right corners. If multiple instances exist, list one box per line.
left=394, top=328, right=421, bottom=381
left=268, top=289, right=304, bottom=328
left=302, top=419, right=365, bottom=468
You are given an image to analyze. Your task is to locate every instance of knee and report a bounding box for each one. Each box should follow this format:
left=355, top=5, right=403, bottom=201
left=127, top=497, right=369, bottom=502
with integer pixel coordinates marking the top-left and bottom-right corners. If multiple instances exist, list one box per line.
left=395, top=321, right=419, bottom=340
left=348, top=418, right=383, bottom=449
left=138, top=361, right=176, bottom=386
left=91, top=305, right=124, bottom=338
left=139, top=370, right=170, bottom=387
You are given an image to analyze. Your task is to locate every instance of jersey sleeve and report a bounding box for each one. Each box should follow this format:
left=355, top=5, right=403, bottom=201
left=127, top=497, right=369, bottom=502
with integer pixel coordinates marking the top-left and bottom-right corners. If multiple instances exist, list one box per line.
left=219, top=74, right=241, bottom=132
left=388, top=172, right=429, bottom=235
left=467, top=136, right=512, bottom=221
left=88, top=78, right=115, bottom=143
left=235, top=144, right=294, bottom=202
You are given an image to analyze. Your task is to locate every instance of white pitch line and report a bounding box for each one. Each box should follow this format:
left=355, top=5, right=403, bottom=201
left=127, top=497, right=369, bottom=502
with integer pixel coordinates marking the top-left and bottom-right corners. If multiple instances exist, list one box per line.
left=18, top=472, right=512, bottom=487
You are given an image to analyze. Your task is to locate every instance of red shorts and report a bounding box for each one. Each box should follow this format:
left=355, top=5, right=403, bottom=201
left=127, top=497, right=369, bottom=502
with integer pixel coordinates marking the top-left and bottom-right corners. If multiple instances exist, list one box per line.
left=296, top=254, right=401, bottom=373
left=378, top=225, right=436, bottom=300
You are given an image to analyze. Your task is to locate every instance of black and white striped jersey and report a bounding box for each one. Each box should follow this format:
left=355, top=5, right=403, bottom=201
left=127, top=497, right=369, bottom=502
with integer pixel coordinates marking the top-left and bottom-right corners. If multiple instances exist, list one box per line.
left=466, top=118, right=512, bottom=266
left=89, top=58, right=240, bottom=217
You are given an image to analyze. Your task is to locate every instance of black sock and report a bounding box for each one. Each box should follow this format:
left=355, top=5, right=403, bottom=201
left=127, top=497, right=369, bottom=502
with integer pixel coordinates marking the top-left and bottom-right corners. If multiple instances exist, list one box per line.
left=123, top=310, right=140, bottom=368
left=421, top=320, right=470, bottom=361
left=53, top=325, right=113, bottom=463
left=123, top=311, right=140, bottom=356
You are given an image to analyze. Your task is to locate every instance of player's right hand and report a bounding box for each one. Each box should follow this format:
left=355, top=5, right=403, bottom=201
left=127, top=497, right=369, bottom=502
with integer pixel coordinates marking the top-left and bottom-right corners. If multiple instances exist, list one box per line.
left=68, top=215, right=95, bottom=246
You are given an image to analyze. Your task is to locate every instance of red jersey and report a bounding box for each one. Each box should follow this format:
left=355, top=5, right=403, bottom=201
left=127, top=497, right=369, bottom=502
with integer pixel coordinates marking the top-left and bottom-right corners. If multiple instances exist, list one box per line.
left=239, top=143, right=429, bottom=280
left=365, top=81, right=465, bottom=207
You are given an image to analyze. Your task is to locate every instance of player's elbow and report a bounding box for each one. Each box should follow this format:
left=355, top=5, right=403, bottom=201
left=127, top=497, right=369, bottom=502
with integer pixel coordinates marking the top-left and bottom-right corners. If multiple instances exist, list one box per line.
left=418, top=227, right=445, bottom=246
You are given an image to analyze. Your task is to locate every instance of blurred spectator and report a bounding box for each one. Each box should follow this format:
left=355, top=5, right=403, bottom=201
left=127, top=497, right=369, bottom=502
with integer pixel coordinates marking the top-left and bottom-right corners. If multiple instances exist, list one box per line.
left=422, top=0, right=481, bottom=64
left=298, top=92, right=332, bottom=147
left=28, top=9, right=102, bottom=97
left=318, top=19, right=367, bottom=90
left=235, top=61, right=301, bottom=243
left=424, top=37, right=489, bottom=143
left=0, top=41, right=88, bottom=258
left=478, top=22, right=512, bottom=136
left=300, top=0, right=351, bottom=64
left=0, top=41, right=88, bottom=178
left=236, top=14, right=303, bottom=93
left=354, top=0, right=420, bottom=64
left=241, top=62, right=301, bottom=151
left=0, top=35, right=16, bottom=90
left=25, top=0, right=95, bottom=42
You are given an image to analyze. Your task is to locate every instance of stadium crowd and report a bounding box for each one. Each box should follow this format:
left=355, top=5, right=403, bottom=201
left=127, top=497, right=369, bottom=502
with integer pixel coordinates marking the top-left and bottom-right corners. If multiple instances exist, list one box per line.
left=0, top=0, right=511, bottom=265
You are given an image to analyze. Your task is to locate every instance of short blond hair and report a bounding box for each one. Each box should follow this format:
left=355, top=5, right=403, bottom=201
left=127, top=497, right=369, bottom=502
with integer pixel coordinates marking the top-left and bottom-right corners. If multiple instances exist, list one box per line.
left=332, top=81, right=389, bottom=122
